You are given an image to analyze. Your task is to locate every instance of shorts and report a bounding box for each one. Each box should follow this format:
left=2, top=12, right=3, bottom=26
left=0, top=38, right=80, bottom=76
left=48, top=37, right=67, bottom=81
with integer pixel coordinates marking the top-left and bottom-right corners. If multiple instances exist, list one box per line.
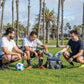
left=30, top=50, right=39, bottom=58
left=69, top=52, right=84, bottom=62
left=0, top=54, right=4, bottom=60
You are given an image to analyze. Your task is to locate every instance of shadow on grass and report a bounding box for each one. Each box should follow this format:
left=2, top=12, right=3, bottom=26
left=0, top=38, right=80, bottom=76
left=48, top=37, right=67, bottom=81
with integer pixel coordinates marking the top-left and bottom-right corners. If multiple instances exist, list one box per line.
left=63, top=65, right=80, bottom=69
left=9, top=63, right=81, bottom=71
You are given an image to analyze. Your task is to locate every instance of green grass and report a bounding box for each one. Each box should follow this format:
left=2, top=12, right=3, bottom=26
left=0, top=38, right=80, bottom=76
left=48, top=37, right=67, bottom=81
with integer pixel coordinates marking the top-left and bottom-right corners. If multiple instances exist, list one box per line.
left=18, top=40, right=68, bottom=45
left=0, top=47, right=84, bottom=84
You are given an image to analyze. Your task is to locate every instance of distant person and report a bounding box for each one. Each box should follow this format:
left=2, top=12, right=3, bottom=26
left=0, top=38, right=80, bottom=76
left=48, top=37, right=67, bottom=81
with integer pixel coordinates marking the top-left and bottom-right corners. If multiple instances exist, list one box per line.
left=0, top=27, right=27, bottom=70
left=56, top=30, right=84, bottom=68
left=23, top=31, right=49, bottom=69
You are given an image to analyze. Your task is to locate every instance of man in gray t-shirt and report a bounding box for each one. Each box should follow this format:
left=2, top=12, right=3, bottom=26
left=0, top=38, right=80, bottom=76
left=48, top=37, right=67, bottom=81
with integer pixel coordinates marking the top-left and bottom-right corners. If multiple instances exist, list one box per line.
left=23, top=31, right=49, bottom=69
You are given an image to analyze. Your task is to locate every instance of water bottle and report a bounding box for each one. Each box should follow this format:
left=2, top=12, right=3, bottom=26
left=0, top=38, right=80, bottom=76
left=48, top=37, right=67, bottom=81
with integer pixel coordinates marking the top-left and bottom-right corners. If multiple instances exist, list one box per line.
left=54, top=52, right=63, bottom=57
left=43, top=51, right=53, bottom=57
left=53, top=52, right=63, bottom=60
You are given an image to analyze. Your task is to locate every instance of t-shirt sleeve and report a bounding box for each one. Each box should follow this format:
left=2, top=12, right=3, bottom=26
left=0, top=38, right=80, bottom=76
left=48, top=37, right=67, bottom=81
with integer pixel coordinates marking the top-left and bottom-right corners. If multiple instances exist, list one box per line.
left=36, top=39, right=43, bottom=46
left=12, top=40, right=16, bottom=48
left=79, top=41, right=84, bottom=50
left=67, top=39, right=71, bottom=46
left=1, top=39, right=7, bottom=47
left=23, top=38, right=28, bottom=47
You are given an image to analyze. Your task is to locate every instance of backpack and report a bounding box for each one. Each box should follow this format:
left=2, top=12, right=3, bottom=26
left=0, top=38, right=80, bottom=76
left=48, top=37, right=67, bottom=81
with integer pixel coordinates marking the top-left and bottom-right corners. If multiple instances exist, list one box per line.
left=45, top=56, right=63, bottom=69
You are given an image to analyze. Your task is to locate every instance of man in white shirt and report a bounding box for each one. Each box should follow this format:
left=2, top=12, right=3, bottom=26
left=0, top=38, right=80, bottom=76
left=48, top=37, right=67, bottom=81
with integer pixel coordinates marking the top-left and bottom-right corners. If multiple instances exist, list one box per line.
left=0, top=27, right=27, bottom=70
left=23, top=31, right=49, bottom=69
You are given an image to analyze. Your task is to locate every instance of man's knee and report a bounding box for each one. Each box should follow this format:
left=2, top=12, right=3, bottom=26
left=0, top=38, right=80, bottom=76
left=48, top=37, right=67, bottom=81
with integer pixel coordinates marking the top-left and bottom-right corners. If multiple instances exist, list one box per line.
left=77, top=56, right=83, bottom=63
left=38, top=50, right=43, bottom=59
left=25, top=51, right=30, bottom=55
left=12, top=55, right=20, bottom=61
left=63, top=51, right=70, bottom=59
left=2, top=55, right=11, bottom=62
left=38, top=50, right=43, bottom=56
left=23, top=51, right=30, bottom=60
left=63, top=51, right=69, bottom=56
left=38, top=50, right=43, bottom=54
left=25, top=51, right=30, bottom=59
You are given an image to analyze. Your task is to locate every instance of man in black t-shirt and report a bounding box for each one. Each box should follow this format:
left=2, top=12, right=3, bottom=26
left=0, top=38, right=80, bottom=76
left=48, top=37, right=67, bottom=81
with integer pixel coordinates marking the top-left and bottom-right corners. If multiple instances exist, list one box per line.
left=57, top=30, right=84, bottom=68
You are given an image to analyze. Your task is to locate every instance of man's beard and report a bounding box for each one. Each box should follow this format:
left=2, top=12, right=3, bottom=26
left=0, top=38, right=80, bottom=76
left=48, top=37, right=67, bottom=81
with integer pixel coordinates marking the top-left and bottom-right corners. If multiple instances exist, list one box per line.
left=10, top=36, right=14, bottom=40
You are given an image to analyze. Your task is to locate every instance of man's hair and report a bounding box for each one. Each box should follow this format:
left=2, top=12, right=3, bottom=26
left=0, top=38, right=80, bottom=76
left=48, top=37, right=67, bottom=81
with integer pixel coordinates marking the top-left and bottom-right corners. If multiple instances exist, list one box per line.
left=4, top=27, right=15, bottom=35
left=70, top=30, right=78, bottom=35
left=30, top=31, right=37, bottom=36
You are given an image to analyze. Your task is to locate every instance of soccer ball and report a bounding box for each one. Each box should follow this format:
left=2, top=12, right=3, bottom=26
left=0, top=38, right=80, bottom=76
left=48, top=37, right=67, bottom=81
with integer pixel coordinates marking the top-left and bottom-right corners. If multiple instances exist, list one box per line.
left=15, top=63, right=24, bottom=71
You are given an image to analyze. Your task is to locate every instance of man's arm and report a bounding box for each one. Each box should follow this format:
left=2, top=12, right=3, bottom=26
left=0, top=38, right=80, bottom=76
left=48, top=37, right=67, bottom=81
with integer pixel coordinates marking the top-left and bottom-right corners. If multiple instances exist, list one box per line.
left=73, top=50, right=83, bottom=58
left=24, top=46, right=35, bottom=53
left=2, top=47, right=18, bottom=55
left=24, top=46, right=38, bottom=57
left=13, top=46, right=24, bottom=55
left=58, top=45, right=70, bottom=53
left=41, top=44, right=49, bottom=53
left=68, top=50, right=83, bottom=63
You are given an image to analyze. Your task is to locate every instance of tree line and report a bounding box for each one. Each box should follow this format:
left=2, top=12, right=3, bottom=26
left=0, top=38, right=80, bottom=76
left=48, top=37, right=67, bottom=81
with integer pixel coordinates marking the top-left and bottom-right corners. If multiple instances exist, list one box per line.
left=0, top=0, right=84, bottom=47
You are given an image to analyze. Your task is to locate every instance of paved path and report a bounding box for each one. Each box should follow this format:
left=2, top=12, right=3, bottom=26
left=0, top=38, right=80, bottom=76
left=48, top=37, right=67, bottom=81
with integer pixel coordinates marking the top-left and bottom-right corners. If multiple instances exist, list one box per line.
left=18, top=45, right=65, bottom=48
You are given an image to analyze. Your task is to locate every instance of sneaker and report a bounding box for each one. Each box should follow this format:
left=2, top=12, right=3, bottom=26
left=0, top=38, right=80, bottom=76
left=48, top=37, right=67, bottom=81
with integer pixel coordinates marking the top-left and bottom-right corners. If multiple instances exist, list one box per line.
left=39, top=66, right=46, bottom=69
left=79, top=64, right=84, bottom=68
left=26, top=66, right=32, bottom=69
left=0, top=66, right=4, bottom=70
left=3, top=64, right=11, bottom=70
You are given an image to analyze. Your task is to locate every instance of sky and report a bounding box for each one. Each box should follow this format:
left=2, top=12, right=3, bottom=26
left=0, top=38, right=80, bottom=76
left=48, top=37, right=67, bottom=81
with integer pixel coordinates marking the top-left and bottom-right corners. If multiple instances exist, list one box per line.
left=0, top=0, right=84, bottom=32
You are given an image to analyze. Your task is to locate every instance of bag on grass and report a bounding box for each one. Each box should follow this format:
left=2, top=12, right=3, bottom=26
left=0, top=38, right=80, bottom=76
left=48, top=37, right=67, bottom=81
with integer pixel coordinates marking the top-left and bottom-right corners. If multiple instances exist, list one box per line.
left=45, top=56, right=63, bottom=69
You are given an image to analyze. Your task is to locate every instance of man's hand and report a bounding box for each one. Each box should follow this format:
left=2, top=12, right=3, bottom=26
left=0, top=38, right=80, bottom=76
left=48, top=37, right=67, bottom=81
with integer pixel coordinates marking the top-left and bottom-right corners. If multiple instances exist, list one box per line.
left=68, top=58, right=73, bottom=63
left=34, top=51, right=38, bottom=57
left=38, top=50, right=43, bottom=55
left=16, top=53, right=22, bottom=61
left=23, top=52, right=26, bottom=57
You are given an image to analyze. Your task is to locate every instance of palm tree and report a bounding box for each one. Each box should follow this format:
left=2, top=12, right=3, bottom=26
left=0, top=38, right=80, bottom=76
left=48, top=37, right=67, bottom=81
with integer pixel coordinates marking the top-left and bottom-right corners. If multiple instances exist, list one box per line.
left=38, top=0, right=42, bottom=39
left=16, top=0, right=19, bottom=46
left=43, top=0, right=45, bottom=44
left=66, top=22, right=72, bottom=32
left=45, top=7, right=56, bottom=43
left=12, top=0, right=14, bottom=28
left=32, top=22, right=43, bottom=35
left=82, top=3, right=84, bottom=40
left=73, top=25, right=82, bottom=36
left=51, top=23, right=57, bottom=40
left=57, top=0, right=61, bottom=47
left=1, top=0, right=5, bottom=34
left=61, top=0, right=65, bottom=45
left=27, top=0, right=30, bottom=35
left=6, top=23, right=12, bottom=28
left=24, top=26, right=27, bottom=37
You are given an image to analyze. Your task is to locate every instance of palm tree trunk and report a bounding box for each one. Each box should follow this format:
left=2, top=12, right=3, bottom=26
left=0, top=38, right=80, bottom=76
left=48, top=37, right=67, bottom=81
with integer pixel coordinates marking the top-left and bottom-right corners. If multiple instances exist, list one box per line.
left=12, top=0, right=14, bottom=28
left=46, top=21, right=50, bottom=43
left=0, top=0, right=1, bottom=8
left=82, top=3, right=84, bottom=40
left=57, top=0, right=61, bottom=47
left=16, top=0, right=19, bottom=46
left=53, top=32, right=55, bottom=40
left=0, top=0, right=1, bottom=39
left=43, top=0, right=45, bottom=44
left=27, top=0, right=30, bottom=35
left=1, top=0, right=5, bottom=34
left=61, top=0, right=64, bottom=45
left=38, top=0, right=42, bottom=39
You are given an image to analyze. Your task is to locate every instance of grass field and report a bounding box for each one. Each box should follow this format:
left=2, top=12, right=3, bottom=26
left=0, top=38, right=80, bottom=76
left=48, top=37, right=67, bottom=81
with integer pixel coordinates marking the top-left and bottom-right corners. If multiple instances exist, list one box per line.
left=0, top=47, right=84, bottom=84
left=18, top=40, right=68, bottom=45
